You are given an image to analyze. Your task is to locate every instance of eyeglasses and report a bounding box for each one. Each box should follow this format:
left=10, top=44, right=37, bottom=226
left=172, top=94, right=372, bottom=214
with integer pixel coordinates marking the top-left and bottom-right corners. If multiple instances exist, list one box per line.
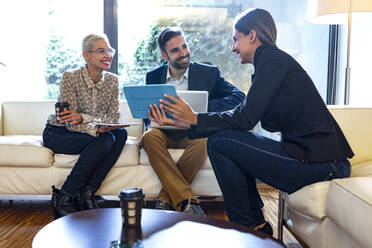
left=87, top=48, right=116, bottom=57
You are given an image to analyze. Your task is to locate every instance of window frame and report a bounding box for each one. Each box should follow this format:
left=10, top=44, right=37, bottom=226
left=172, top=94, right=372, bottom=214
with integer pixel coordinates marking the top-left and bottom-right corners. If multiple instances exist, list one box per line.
left=104, top=0, right=118, bottom=75
left=327, top=25, right=339, bottom=105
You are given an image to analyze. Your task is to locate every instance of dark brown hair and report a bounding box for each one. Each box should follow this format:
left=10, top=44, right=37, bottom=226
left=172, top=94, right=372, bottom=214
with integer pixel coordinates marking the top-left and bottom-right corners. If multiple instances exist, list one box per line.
left=157, top=27, right=184, bottom=52
left=234, top=8, right=277, bottom=45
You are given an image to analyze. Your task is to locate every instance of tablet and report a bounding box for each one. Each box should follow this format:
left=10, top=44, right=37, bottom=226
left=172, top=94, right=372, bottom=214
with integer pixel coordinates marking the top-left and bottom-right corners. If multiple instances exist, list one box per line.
left=177, top=90, right=208, bottom=113
left=124, top=85, right=177, bottom=119
left=91, top=122, right=141, bottom=126
left=151, top=90, right=209, bottom=130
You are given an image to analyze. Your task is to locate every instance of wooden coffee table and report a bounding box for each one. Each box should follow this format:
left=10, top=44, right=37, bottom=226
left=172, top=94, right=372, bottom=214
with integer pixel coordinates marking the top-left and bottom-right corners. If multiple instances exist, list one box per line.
left=32, top=208, right=284, bottom=248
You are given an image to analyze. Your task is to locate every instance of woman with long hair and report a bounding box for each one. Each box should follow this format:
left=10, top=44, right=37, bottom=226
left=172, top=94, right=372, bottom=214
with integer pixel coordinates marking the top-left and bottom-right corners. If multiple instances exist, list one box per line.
left=149, top=8, right=354, bottom=235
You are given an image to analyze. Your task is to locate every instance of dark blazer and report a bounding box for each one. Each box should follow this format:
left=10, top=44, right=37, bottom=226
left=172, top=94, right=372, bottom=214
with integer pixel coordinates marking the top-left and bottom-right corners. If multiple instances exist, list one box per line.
left=191, top=45, right=354, bottom=162
left=146, top=62, right=245, bottom=111
left=145, top=62, right=245, bottom=127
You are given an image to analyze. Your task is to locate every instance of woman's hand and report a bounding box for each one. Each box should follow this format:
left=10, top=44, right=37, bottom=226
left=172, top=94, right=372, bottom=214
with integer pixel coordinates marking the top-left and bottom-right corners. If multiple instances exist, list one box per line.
left=159, top=94, right=198, bottom=125
left=58, top=110, right=83, bottom=124
left=148, top=104, right=191, bottom=129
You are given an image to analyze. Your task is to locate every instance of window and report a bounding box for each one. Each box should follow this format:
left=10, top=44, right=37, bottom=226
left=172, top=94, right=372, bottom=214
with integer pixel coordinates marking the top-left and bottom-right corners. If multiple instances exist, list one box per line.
left=0, top=0, right=102, bottom=100
left=335, top=21, right=372, bottom=105
left=117, top=0, right=329, bottom=100
left=0, top=0, right=329, bottom=103
left=117, top=0, right=253, bottom=98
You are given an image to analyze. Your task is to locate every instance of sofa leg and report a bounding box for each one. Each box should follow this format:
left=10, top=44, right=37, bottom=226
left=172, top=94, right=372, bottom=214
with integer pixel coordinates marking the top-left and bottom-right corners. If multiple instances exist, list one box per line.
left=277, top=189, right=284, bottom=241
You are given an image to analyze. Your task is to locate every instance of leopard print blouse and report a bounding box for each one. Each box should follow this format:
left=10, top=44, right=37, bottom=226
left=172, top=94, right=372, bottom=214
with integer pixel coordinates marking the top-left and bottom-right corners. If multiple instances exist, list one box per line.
left=48, top=66, right=120, bottom=137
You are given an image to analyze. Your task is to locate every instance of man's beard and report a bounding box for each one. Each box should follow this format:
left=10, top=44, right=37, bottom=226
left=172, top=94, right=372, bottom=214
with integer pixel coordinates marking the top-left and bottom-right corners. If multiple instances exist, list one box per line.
left=170, top=53, right=190, bottom=70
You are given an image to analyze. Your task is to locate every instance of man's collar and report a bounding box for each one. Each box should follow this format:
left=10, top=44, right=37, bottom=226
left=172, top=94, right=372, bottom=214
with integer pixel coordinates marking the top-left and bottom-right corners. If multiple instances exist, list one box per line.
left=166, top=66, right=189, bottom=81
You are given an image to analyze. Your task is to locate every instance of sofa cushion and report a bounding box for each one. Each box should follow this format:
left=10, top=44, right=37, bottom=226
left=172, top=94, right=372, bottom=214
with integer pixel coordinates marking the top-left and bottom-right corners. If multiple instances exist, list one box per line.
left=328, top=107, right=372, bottom=166
left=139, top=148, right=212, bottom=170
left=53, top=136, right=140, bottom=168
left=0, top=135, right=53, bottom=168
left=118, top=102, right=143, bottom=139
left=284, top=161, right=372, bottom=220
left=1, top=101, right=144, bottom=138
left=351, top=161, right=372, bottom=177
left=285, top=181, right=331, bottom=219
left=326, top=177, right=372, bottom=248
left=2, top=101, right=54, bottom=136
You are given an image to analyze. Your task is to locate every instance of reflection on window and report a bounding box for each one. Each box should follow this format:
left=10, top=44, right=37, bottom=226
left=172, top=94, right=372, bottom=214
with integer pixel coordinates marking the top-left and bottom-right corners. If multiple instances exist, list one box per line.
left=118, top=0, right=328, bottom=101
left=343, top=22, right=372, bottom=105
left=118, top=0, right=253, bottom=99
left=1, top=0, right=329, bottom=103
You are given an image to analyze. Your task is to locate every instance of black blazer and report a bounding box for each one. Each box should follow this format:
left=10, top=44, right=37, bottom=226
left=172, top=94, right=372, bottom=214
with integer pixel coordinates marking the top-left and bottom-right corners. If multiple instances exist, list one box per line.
left=145, top=62, right=245, bottom=127
left=146, top=62, right=245, bottom=111
left=190, top=45, right=354, bottom=162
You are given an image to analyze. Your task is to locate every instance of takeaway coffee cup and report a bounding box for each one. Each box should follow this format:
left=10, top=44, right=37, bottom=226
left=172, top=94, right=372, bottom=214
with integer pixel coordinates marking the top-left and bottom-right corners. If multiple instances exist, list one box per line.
left=119, top=188, right=145, bottom=227
left=55, top=101, right=69, bottom=125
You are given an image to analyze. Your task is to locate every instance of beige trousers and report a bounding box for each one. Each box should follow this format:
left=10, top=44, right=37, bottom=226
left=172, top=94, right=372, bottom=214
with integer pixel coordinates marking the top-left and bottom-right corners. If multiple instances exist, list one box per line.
left=141, top=128, right=207, bottom=210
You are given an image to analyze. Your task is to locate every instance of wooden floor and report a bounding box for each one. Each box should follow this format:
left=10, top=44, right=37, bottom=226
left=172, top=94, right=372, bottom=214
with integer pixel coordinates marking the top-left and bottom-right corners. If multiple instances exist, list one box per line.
left=0, top=188, right=302, bottom=248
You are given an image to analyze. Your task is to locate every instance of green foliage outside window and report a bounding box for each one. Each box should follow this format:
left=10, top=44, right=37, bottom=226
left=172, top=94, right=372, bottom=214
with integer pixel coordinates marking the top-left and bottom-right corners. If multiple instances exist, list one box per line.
left=118, top=15, right=252, bottom=98
left=44, top=33, right=83, bottom=99
left=44, top=9, right=252, bottom=99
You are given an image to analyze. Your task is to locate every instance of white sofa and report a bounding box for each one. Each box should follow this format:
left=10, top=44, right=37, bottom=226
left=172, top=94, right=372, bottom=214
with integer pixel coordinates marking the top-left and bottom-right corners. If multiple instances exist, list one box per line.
left=0, top=100, right=221, bottom=197
left=278, top=106, right=372, bottom=248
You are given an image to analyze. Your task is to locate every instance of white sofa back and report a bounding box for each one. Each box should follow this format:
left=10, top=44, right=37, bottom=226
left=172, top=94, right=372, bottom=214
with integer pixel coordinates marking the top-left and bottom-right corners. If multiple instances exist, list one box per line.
left=0, top=100, right=143, bottom=138
left=328, top=106, right=372, bottom=166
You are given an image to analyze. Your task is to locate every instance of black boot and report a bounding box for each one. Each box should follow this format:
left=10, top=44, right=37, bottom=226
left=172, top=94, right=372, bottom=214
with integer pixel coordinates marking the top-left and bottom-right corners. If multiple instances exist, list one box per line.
left=51, top=185, right=79, bottom=219
left=79, top=188, right=99, bottom=210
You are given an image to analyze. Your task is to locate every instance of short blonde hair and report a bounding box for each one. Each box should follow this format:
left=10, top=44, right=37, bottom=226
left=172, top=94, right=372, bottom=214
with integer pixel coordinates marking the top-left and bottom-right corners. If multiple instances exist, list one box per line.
left=82, top=33, right=110, bottom=52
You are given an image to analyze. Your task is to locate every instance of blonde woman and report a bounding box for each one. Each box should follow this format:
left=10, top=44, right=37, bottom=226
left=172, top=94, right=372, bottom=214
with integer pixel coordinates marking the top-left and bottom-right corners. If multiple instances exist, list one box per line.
left=43, top=34, right=127, bottom=218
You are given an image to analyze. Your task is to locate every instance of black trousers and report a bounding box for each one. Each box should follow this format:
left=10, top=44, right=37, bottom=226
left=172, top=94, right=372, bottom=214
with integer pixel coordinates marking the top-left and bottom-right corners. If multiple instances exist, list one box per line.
left=207, top=129, right=351, bottom=228
left=43, top=124, right=127, bottom=194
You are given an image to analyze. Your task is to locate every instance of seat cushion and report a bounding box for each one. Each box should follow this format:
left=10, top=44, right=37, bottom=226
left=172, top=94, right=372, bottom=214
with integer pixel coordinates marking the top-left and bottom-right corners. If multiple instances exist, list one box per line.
left=326, top=177, right=372, bottom=248
left=139, top=148, right=212, bottom=169
left=285, top=161, right=372, bottom=220
left=0, top=135, right=53, bottom=168
left=53, top=136, right=140, bottom=168
left=351, top=161, right=372, bottom=177
left=285, top=181, right=331, bottom=219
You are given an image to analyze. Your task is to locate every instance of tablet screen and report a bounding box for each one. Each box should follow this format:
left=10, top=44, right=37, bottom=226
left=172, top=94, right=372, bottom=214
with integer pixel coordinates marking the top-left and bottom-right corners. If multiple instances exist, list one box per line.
left=124, top=84, right=177, bottom=119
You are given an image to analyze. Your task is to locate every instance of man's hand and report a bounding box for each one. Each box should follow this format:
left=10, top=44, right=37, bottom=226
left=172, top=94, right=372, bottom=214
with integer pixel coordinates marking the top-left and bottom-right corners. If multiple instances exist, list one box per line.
left=58, top=110, right=83, bottom=125
left=159, top=94, right=198, bottom=125
left=148, top=104, right=190, bottom=129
